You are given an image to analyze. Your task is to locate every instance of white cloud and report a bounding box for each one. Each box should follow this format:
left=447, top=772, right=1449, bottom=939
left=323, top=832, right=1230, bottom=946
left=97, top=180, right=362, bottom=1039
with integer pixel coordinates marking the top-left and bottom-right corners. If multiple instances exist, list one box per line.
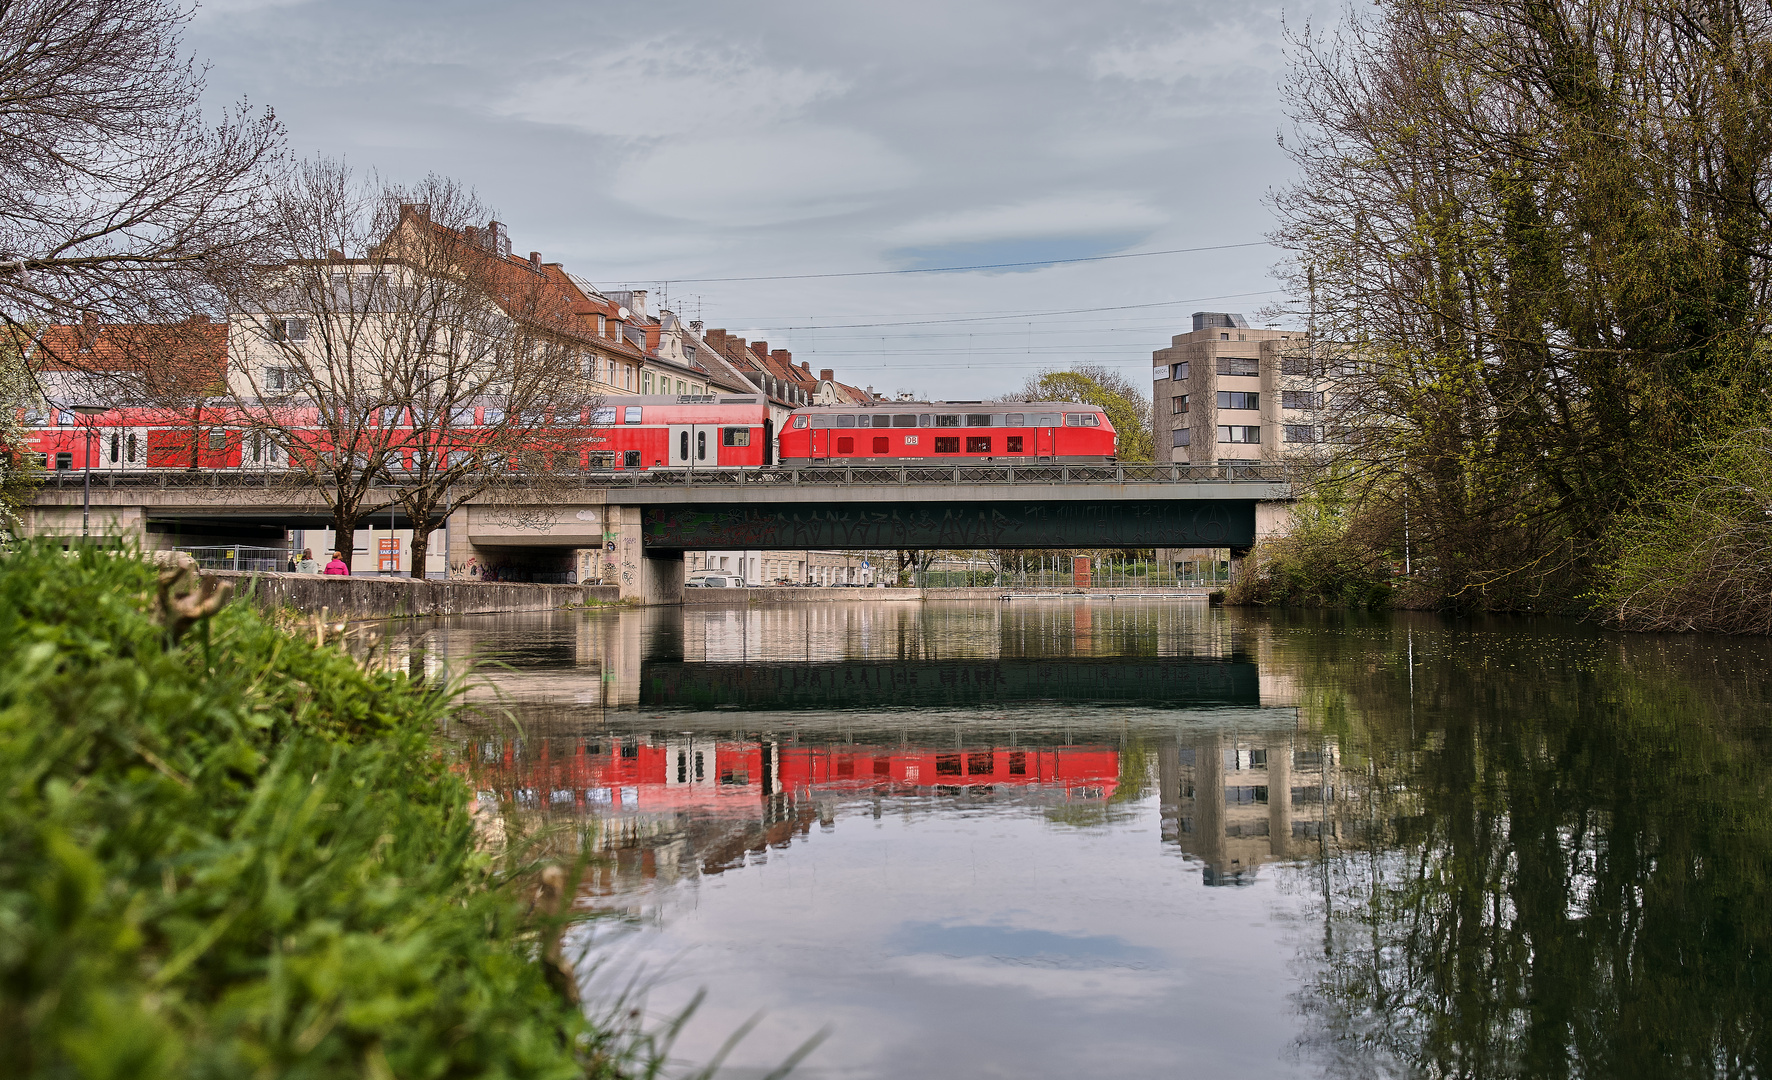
left=1089, top=23, right=1284, bottom=85
left=494, top=41, right=849, bottom=140
left=610, top=125, right=915, bottom=227
left=887, top=194, right=1166, bottom=247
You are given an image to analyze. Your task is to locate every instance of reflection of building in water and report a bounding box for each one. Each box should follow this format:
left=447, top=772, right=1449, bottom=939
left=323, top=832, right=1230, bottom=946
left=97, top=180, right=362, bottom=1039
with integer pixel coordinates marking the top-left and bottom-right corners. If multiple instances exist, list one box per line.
left=461, top=732, right=1119, bottom=896
left=1159, top=727, right=1344, bottom=885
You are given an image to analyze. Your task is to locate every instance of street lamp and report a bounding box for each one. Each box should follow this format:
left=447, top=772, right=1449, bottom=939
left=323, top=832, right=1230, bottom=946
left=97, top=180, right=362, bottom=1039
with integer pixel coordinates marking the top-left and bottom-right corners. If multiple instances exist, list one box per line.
left=70, top=405, right=107, bottom=539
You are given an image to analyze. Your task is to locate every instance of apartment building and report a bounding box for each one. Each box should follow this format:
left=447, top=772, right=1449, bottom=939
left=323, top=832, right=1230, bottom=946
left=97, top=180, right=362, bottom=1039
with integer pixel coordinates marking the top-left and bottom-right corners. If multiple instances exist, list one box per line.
left=1152, top=312, right=1323, bottom=466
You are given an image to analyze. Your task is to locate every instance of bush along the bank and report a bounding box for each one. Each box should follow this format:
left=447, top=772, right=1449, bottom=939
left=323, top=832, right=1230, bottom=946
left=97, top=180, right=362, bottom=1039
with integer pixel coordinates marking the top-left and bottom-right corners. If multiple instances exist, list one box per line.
left=0, top=543, right=643, bottom=1079
left=1596, top=426, right=1772, bottom=634
left=1225, top=502, right=1393, bottom=609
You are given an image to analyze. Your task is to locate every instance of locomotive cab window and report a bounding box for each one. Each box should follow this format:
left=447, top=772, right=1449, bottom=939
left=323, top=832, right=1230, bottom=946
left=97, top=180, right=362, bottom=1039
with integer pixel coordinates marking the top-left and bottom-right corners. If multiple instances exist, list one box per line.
left=722, top=427, right=750, bottom=447
left=793, top=415, right=808, bottom=428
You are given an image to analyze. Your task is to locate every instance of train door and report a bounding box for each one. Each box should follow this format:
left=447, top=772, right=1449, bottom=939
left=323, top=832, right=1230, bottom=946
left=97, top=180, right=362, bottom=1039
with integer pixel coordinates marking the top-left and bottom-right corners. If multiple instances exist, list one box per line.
left=763, top=419, right=775, bottom=466
left=1034, top=412, right=1060, bottom=461
left=809, top=423, right=828, bottom=461
left=667, top=424, right=716, bottom=467
left=106, top=427, right=149, bottom=471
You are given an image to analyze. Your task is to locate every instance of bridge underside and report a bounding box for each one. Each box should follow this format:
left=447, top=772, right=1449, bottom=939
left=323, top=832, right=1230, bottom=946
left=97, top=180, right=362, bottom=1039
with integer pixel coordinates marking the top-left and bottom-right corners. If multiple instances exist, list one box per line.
left=642, top=500, right=1255, bottom=551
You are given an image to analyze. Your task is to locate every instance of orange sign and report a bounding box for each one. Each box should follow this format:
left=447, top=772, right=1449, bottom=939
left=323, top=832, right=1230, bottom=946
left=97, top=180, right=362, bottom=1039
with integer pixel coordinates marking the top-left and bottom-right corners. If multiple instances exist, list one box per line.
left=1072, top=556, right=1091, bottom=589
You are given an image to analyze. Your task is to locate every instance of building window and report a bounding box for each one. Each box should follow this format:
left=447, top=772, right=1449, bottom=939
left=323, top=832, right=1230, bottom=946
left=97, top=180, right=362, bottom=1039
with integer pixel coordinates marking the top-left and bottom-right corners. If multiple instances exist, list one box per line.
left=1217, top=391, right=1259, bottom=410
left=966, top=436, right=992, bottom=453
left=836, top=437, right=855, bottom=454
left=933, top=436, right=961, bottom=453
left=1282, top=390, right=1323, bottom=409
left=1172, top=362, right=1189, bottom=380
left=1173, top=428, right=1191, bottom=447
left=722, top=427, right=750, bottom=447
left=270, top=317, right=308, bottom=342
left=873, top=436, right=889, bottom=453
left=642, top=371, right=653, bottom=394
left=1217, top=425, right=1261, bottom=444
left=1216, top=356, right=1258, bottom=377
left=1006, top=435, right=1023, bottom=452
left=1220, top=333, right=1229, bottom=340
left=1284, top=424, right=1319, bottom=443
left=1172, top=395, right=1188, bottom=415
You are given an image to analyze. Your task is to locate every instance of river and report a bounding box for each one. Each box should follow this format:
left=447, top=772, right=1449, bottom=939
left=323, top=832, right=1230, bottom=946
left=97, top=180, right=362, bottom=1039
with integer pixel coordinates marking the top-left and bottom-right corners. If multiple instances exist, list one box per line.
left=386, top=600, right=1772, bottom=1079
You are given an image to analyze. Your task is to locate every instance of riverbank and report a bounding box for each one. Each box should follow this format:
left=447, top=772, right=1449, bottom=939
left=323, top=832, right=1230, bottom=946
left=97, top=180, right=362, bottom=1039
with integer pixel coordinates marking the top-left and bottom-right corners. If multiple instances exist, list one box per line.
left=0, top=542, right=653, bottom=1078
left=205, top=568, right=621, bottom=618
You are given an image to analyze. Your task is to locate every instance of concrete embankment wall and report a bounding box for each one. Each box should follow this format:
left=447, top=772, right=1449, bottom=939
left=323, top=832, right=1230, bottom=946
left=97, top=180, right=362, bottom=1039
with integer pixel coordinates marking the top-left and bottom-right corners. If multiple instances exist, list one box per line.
left=204, top=570, right=619, bottom=620
left=682, top=586, right=1216, bottom=605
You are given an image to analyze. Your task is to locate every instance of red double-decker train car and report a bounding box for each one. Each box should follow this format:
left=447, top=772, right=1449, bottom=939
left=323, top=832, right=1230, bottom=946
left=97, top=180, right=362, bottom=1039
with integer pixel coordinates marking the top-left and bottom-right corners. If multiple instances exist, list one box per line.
left=13, top=394, right=774, bottom=474
left=778, top=401, right=1116, bottom=465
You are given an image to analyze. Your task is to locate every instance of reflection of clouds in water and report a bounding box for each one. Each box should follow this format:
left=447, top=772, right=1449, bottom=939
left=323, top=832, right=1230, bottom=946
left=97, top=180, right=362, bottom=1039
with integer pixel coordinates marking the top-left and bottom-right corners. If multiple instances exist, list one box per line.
left=885, top=922, right=1177, bottom=1004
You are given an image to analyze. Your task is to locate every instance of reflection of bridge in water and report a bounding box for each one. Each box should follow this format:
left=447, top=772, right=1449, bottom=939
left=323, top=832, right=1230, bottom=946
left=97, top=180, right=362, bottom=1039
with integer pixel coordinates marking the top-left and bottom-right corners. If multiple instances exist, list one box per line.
left=413, top=601, right=1356, bottom=898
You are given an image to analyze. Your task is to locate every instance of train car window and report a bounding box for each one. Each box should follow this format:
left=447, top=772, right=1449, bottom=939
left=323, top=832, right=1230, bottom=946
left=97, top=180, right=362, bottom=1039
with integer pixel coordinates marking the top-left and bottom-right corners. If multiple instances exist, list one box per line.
left=483, top=407, right=505, bottom=424
left=452, top=406, right=476, bottom=426
left=55, top=452, right=72, bottom=470
left=678, top=431, right=689, bottom=459
left=935, top=414, right=960, bottom=427
left=872, top=415, right=891, bottom=428
left=810, top=414, right=832, bottom=428
left=126, top=434, right=137, bottom=462
left=793, top=415, right=809, bottom=428
left=1006, top=436, right=1024, bottom=452
left=109, top=433, right=119, bottom=463
left=891, top=414, right=916, bottom=428
left=918, top=414, right=932, bottom=427
left=934, top=437, right=961, bottom=453
left=208, top=430, right=228, bottom=450
left=381, top=406, right=402, bottom=426
left=967, top=436, right=992, bottom=453
left=592, top=407, right=616, bottom=424
left=966, top=414, right=992, bottom=427
left=623, top=406, right=642, bottom=424
left=1006, top=413, right=1025, bottom=426
left=696, top=431, right=708, bottom=460
left=723, top=428, right=751, bottom=447
left=836, top=414, right=856, bottom=428
left=1065, top=413, right=1085, bottom=426
left=623, top=450, right=641, bottom=468
left=836, top=437, right=855, bottom=454
left=856, top=414, right=871, bottom=428
left=872, top=436, right=889, bottom=453
left=1085, top=414, right=1101, bottom=426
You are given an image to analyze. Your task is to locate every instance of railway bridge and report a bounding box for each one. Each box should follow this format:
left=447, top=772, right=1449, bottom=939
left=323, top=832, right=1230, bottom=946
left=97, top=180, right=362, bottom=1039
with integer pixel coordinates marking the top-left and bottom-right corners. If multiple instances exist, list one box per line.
left=24, top=463, right=1295, bottom=602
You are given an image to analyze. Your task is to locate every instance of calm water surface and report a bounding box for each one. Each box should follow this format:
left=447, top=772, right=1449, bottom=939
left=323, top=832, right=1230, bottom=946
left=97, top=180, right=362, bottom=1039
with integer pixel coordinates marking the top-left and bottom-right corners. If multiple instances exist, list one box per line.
left=392, top=601, right=1772, bottom=1079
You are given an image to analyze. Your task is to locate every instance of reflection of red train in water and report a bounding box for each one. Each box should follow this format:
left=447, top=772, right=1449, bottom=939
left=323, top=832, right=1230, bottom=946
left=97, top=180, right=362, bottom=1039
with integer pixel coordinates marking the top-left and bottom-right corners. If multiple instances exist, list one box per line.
left=463, top=735, right=1120, bottom=815
left=15, top=397, right=1116, bottom=473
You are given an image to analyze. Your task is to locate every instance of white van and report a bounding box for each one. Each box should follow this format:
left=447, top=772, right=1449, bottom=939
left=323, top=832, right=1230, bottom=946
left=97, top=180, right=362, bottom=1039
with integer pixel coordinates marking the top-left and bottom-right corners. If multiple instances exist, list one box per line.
left=686, top=571, right=744, bottom=588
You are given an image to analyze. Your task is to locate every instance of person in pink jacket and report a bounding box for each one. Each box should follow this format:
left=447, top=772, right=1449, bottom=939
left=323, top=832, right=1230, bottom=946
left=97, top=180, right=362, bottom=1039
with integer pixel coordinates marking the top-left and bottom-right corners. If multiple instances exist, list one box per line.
left=322, top=552, right=350, bottom=576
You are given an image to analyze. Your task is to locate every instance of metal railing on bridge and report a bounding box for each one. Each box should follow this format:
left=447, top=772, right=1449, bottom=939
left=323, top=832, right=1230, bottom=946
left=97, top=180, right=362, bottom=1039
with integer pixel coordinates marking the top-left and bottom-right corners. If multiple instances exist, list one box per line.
left=910, top=560, right=1231, bottom=590
left=38, top=461, right=1299, bottom=492
left=177, top=545, right=288, bottom=572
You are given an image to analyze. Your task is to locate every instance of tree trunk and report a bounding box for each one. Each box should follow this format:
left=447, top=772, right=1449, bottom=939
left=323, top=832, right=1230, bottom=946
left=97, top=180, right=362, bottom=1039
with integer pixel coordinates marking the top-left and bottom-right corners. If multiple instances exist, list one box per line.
left=409, top=521, right=432, bottom=578
left=331, top=513, right=359, bottom=571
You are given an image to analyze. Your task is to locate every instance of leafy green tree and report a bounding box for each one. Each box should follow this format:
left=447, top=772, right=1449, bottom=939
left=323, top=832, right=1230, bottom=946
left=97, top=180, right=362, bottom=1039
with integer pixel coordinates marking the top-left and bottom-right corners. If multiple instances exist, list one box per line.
left=1007, top=363, right=1153, bottom=461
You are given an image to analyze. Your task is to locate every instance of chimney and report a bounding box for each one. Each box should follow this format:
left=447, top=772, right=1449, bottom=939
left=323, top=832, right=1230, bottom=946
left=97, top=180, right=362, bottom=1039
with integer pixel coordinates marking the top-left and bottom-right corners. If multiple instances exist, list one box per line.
left=706, top=328, right=726, bottom=350
left=750, top=341, right=768, bottom=360
left=528, top=251, right=542, bottom=271
left=800, top=361, right=810, bottom=373
left=628, top=289, right=647, bottom=318
left=819, top=368, right=834, bottom=382
left=486, top=221, right=509, bottom=256
left=689, top=319, right=704, bottom=334
left=729, top=337, right=747, bottom=360
left=771, top=349, right=792, bottom=368
left=645, top=324, right=660, bottom=351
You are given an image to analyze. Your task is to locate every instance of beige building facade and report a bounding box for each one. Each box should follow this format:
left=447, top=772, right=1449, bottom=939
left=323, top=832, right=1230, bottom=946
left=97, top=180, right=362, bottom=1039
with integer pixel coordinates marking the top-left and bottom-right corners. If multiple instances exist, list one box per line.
left=1152, top=312, right=1324, bottom=466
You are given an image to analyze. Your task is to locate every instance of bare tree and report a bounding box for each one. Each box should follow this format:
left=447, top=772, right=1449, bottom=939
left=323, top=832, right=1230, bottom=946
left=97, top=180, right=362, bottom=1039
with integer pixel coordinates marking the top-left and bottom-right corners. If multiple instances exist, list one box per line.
left=224, top=161, right=604, bottom=575
left=0, top=0, right=283, bottom=346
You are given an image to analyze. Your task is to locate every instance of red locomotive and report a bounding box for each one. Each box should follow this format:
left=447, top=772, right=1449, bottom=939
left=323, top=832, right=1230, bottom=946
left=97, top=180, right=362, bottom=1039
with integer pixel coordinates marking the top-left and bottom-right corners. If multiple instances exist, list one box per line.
left=778, top=401, right=1116, bottom=465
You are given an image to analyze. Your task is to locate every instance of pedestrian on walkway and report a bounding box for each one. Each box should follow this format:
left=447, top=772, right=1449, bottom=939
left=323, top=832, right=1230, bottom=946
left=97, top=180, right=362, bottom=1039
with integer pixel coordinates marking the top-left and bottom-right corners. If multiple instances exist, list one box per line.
left=297, top=549, right=319, bottom=574
left=323, top=552, right=350, bottom=576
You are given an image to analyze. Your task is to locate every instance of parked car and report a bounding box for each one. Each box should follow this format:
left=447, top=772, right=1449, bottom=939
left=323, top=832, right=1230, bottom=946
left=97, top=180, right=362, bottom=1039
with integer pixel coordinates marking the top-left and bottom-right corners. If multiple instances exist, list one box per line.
left=686, top=573, right=743, bottom=588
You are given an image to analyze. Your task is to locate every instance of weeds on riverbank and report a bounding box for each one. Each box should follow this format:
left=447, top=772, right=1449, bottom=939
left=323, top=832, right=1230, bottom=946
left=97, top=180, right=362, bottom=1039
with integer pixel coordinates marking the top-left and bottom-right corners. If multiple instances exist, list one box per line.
left=0, top=541, right=658, bottom=1078
left=1226, top=500, right=1393, bottom=610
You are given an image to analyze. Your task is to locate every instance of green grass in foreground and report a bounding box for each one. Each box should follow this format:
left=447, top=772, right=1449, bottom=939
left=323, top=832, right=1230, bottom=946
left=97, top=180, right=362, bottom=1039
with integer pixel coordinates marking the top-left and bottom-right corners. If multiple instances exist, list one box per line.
left=0, top=542, right=643, bottom=1079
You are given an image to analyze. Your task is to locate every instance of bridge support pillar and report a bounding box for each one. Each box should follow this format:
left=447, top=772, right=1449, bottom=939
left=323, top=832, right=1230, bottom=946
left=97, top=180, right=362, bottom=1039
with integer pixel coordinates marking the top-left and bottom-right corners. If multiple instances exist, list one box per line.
left=607, top=506, right=683, bottom=605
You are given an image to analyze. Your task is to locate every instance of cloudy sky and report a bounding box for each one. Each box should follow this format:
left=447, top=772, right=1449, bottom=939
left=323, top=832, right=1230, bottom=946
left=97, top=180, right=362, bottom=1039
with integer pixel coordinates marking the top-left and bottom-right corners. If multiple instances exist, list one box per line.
left=191, top=0, right=1328, bottom=399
